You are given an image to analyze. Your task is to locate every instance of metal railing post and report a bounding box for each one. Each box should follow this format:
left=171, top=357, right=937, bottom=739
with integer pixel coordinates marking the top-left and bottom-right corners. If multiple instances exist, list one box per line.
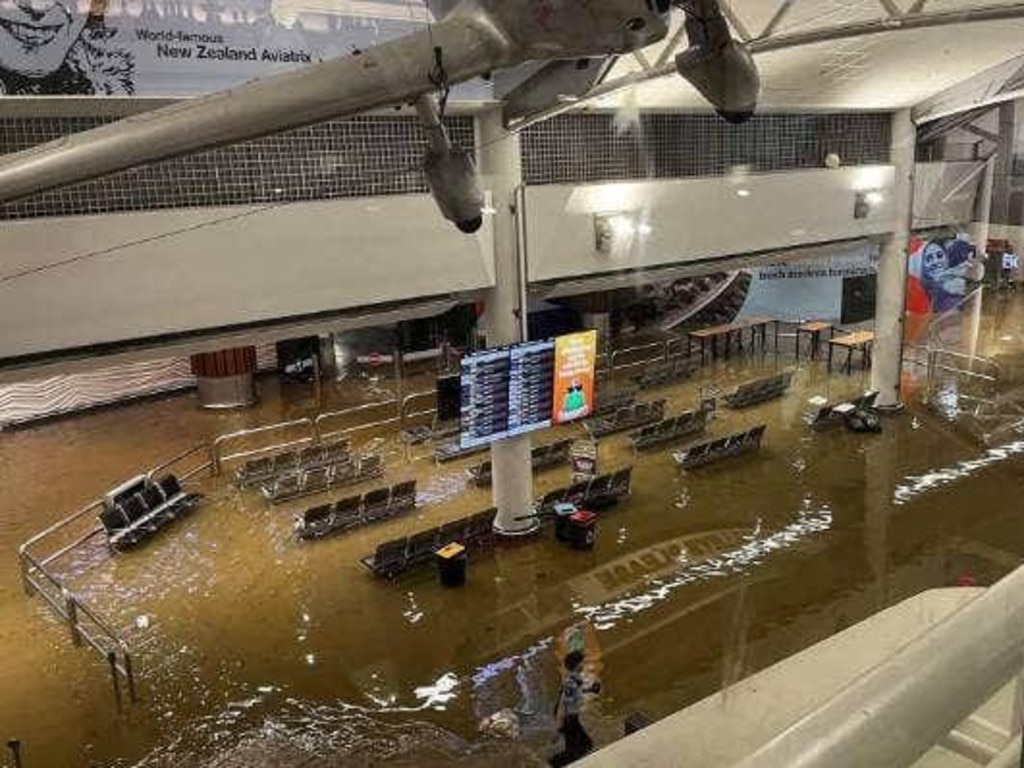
left=107, top=651, right=122, bottom=712
left=18, top=551, right=34, bottom=597
left=6, top=740, right=22, bottom=768
left=123, top=650, right=137, bottom=703
left=926, top=349, right=938, bottom=403
left=209, top=441, right=222, bottom=476
left=62, top=588, right=81, bottom=647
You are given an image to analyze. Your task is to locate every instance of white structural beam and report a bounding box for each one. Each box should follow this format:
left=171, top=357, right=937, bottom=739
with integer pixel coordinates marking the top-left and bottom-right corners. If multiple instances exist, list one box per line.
left=878, top=0, right=904, bottom=18
left=758, top=0, right=797, bottom=39
left=509, top=3, right=1024, bottom=131
left=871, top=110, right=915, bottom=410
left=915, top=52, right=1024, bottom=124
left=719, top=0, right=754, bottom=42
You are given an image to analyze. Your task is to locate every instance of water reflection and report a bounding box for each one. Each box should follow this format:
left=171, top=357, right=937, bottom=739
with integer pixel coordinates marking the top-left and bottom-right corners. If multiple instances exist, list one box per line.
left=579, top=504, right=832, bottom=629
left=893, top=437, right=1024, bottom=505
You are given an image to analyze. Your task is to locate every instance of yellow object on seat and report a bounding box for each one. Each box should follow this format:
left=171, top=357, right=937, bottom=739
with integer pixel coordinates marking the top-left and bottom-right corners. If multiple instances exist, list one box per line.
left=436, top=542, right=466, bottom=560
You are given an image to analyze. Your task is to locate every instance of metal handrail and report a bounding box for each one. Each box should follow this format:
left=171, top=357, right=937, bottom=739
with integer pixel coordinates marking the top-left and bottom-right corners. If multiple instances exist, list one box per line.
left=933, top=348, right=1001, bottom=377
left=731, top=564, right=1024, bottom=768
left=400, top=390, right=436, bottom=421
left=319, top=416, right=403, bottom=446
left=609, top=341, right=668, bottom=370
left=19, top=499, right=104, bottom=557
left=210, top=417, right=315, bottom=474
left=314, top=398, right=398, bottom=435
left=146, top=443, right=210, bottom=482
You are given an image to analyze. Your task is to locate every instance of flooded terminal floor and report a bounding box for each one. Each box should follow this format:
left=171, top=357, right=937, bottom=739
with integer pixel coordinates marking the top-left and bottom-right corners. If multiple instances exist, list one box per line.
left=2, top=295, right=1024, bottom=768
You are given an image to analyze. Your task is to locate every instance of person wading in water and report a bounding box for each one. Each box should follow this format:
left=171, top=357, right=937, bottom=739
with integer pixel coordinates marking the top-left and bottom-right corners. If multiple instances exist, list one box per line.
left=550, top=650, right=600, bottom=766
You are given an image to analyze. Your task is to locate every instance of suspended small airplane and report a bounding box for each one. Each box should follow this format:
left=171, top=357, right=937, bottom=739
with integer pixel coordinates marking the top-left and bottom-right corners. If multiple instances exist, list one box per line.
left=0, top=0, right=760, bottom=233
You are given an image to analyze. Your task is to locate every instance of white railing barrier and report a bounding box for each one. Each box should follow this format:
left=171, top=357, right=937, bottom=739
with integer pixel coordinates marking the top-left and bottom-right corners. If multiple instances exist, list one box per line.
left=731, top=564, right=1024, bottom=768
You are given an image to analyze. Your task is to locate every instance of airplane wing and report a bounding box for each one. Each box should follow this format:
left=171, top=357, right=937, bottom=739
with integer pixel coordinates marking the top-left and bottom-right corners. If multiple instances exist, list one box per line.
left=0, top=0, right=671, bottom=204
left=0, top=12, right=509, bottom=204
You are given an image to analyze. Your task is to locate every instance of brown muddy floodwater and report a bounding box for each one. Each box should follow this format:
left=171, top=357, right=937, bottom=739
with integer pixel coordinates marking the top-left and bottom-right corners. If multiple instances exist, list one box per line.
left=2, top=294, right=1024, bottom=768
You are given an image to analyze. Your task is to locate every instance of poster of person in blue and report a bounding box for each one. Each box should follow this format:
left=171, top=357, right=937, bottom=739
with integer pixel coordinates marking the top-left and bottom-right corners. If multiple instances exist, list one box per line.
left=0, top=0, right=133, bottom=94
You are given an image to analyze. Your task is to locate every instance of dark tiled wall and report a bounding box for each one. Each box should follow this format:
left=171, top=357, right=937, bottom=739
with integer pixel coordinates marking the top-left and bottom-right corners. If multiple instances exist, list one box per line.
left=0, top=115, right=475, bottom=220
left=521, top=113, right=892, bottom=185
left=0, top=111, right=891, bottom=221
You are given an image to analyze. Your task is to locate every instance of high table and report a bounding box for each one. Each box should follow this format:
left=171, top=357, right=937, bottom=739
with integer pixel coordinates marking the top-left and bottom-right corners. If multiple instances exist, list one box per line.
left=796, top=321, right=834, bottom=360
left=827, top=330, right=875, bottom=373
left=687, top=317, right=778, bottom=364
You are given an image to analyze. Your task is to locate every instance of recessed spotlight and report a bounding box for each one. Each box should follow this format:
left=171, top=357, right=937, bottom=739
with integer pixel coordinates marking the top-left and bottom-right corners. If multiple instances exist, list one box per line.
left=736, top=189, right=751, bottom=198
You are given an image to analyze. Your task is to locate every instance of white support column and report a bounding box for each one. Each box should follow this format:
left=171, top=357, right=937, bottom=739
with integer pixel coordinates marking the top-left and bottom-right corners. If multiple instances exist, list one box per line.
left=966, top=156, right=995, bottom=361
left=871, top=109, right=916, bottom=409
left=477, top=108, right=538, bottom=537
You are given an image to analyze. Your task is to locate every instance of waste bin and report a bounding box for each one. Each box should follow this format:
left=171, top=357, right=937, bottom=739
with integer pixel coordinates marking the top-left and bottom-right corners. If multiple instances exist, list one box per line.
left=566, top=510, right=597, bottom=550
left=553, top=503, right=578, bottom=542
left=435, top=542, right=467, bottom=587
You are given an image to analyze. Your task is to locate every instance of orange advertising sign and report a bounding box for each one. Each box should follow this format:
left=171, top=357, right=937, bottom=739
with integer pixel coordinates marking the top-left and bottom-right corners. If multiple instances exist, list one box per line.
left=552, top=330, right=598, bottom=424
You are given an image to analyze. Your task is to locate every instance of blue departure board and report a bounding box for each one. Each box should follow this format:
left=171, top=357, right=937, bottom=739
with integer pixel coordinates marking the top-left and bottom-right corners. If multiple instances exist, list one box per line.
left=460, top=339, right=556, bottom=449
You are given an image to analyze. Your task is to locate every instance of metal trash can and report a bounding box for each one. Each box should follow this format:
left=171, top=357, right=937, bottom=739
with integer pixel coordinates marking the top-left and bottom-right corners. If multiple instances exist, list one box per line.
left=566, top=510, right=597, bottom=550
left=553, top=502, right=578, bottom=542
left=435, top=542, right=467, bottom=587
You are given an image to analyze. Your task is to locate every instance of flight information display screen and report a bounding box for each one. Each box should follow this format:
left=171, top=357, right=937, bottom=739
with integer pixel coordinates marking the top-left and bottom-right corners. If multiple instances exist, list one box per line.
left=460, top=339, right=555, bottom=449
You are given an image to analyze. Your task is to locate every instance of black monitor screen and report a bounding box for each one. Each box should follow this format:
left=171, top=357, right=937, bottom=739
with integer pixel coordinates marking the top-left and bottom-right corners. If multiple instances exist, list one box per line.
left=436, top=374, right=462, bottom=423
left=459, top=339, right=555, bottom=449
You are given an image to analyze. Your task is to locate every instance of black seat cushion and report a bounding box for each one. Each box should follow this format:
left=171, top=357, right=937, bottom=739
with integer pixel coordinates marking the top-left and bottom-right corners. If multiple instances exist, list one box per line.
left=159, top=474, right=183, bottom=499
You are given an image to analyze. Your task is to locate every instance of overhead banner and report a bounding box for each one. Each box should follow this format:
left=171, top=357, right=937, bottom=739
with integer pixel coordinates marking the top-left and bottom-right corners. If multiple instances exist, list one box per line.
left=0, top=0, right=494, bottom=98
left=552, top=330, right=597, bottom=425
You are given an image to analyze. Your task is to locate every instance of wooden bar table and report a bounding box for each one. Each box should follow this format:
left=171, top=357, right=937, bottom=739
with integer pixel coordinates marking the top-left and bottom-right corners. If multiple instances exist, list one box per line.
left=827, top=331, right=875, bottom=373
left=796, top=321, right=834, bottom=360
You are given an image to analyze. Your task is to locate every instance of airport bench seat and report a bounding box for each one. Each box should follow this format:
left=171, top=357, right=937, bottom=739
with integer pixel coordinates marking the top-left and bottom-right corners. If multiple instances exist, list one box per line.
left=632, top=357, right=699, bottom=390
left=593, top=388, right=638, bottom=417
left=724, top=372, right=794, bottom=409
left=468, top=439, right=573, bottom=487
left=360, top=538, right=410, bottom=578
left=296, top=480, right=418, bottom=540
left=535, top=468, right=633, bottom=515
left=359, top=507, right=497, bottom=578
left=262, top=451, right=386, bottom=504
left=630, top=408, right=710, bottom=450
left=98, top=473, right=202, bottom=550
left=235, top=437, right=352, bottom=489
left=583, top=399, right=666, bottom=438
left=673, top=425, right=767, bottom=470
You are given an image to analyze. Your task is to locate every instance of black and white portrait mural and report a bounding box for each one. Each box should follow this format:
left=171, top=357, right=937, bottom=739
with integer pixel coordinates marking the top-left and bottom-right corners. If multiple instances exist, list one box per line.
left=0, top=1, right=488, bottom=98
left=0, top=0, right=131, bottom=94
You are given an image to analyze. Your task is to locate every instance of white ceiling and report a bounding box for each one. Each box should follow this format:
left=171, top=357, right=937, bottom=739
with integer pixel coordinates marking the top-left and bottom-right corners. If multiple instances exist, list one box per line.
left=595, top=0, right=1024, bottom=112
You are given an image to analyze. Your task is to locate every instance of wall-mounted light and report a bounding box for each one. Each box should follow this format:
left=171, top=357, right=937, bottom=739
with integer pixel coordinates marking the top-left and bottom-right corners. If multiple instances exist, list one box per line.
left=594, top=212, right=651, bottom=253
left=854, top=189, right=884, bottom=219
